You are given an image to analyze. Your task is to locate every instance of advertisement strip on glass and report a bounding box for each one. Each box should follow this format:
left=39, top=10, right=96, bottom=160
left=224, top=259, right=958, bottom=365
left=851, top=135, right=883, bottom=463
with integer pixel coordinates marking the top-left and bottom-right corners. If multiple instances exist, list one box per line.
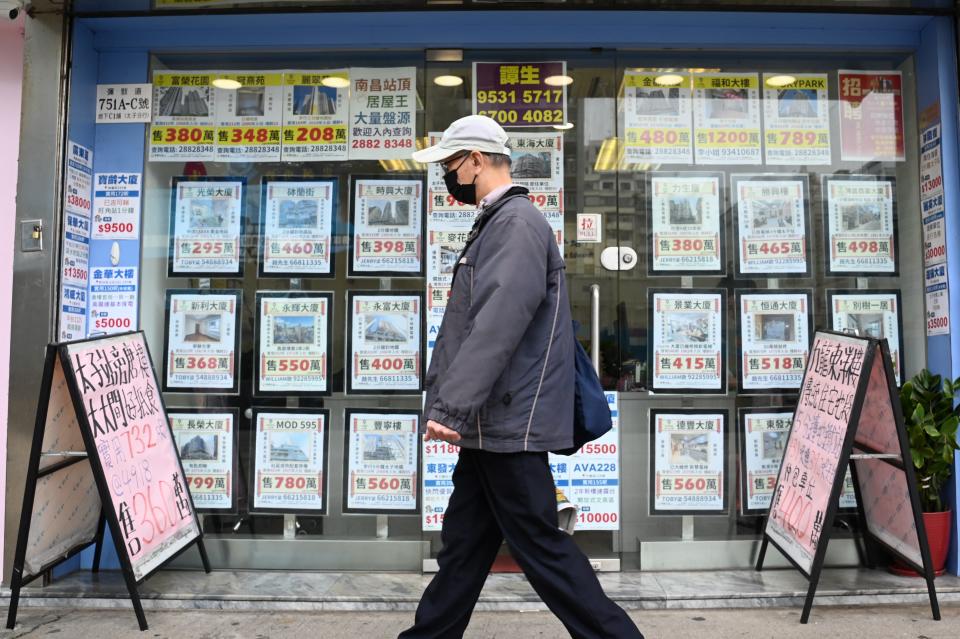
left=622, top=71, right=693, bottom=164
left=692, top=72, right=761, bottom=165
left=650, top=409, right=728, bottom=515
left=213, top=70, right=283, bottom=163
left=648, top=289, right=726, bottom=393
left=162, top=289, right=241, bottom=394
left=736, top=290, right=813, bottom=393
left=472, top=61, right=567, bottom=128
left=647, top=172, right=724, bottom=275
left=346, top=291, right=423, bottom=395
left=838, top=70, right=905, bottom=162
left=168, top=176, right=246, bottom=277
left=169, top=408, right=239, bottom=514
left=421, top=439, right=460, bottom=531
left=348, top=67, right=417, bottom=160
left=822, top=175, right=898, bottom=276
left=258, top=177, right=337, bottom=278
left=827, top=289, right=904, bottom=385
left=348, top=176, right=425, bottom=277
left=281, top=69, right=349, bottom=162
left=254, top=291, right=332, bottom=397
left=343, top=408, right=420, bottom=515
left=732, top=174, right=811, bottom=278
left=250, top=408, right=329, bottom=515
left=762, top=73, right=831, bottom=166
left=150, top=71, right=216, bottom=162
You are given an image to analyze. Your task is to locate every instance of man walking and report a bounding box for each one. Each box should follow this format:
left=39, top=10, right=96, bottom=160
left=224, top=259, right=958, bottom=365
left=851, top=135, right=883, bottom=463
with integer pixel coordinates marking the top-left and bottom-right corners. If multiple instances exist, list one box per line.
left=401, top=115, right=643, bottom=639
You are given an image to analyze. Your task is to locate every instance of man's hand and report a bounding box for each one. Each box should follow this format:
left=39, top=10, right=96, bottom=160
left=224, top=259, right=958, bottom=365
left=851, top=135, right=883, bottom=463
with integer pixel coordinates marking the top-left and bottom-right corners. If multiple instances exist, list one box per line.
left=424, top=419, right=462, bottom=443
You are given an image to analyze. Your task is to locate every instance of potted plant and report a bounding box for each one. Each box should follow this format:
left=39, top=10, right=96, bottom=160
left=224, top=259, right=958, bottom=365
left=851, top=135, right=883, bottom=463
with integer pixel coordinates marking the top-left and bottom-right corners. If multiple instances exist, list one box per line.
left=894, top=369, right=960, bottom=576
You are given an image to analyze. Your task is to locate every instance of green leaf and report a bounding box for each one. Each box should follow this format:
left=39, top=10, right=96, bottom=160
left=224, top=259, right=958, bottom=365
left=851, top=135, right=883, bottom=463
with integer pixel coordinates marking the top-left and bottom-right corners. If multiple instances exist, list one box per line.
left=924, top=423, right=940, bottom=438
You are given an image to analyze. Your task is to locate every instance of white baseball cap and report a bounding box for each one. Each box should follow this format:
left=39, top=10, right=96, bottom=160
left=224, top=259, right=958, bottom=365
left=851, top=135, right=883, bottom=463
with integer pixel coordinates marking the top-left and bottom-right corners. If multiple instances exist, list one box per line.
left=412, top=114, right=511, bottom=164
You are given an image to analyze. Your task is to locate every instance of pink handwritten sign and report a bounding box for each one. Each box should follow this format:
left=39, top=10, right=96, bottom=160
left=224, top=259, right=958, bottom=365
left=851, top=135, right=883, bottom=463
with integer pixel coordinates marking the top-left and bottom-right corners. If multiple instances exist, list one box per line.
left=765, top=331, right=867, bottom=574
left=62, top=332, right=201, bottom=581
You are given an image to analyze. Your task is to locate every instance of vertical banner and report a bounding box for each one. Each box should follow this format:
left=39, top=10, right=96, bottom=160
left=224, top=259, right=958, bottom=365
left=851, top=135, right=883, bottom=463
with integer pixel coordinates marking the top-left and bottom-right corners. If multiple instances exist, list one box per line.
left=346, top=292, right=423, bottom=394
left=169, top=409, right=238, bottom=512
left=732, top=174, right=811, bottom=277
left=648, top=172, right=724, bottom=274
left=650, top=409, right=727, bottom=515
left=838, top=70, right=905, bottom=162
left=737, top=291, right=812, bottom=392
left=168, top=176, right=246, bottom=277
left=258, top=177, right=336, bottom=278
left=348, top=67, right=417, bottom=160
left=421, top=439, right=459, bottom=531
left=254, top=291, right=332, bottom=396
left=827, top=289, right=903, bottom=385
left=348, top=177, right=424, bottom=277
left=281, top=69, right=349, bottom=162
left=473, top=61, right=567, bottom=127
left=762, top=73, right=831, bottom=166
left=622, top=71, right=693, bottom=164
left=214, top=71, right=283, bottom=162
left=648, top=289, right=726, bottom=393
left=59, top=142, right=93, bottom=341
left=163, top=289, right=242, bottom=393
left=693, top=72, right=761, bottom=165
left=343, top=409, right=420, bottom=514
left=250, top=408, right=329, bottom=514
left=150, top=71, right=216, bottom=161
left=510, top=132, right=565, bottom=257
left=823, top=175, right=898, bottom=275
left=920, top=124, right=947, bottom=269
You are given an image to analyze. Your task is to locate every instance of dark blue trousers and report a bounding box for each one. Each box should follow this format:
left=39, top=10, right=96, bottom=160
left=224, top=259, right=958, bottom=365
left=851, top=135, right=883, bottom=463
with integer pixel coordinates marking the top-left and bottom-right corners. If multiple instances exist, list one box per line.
left=399, top=448, right=643, bottom=639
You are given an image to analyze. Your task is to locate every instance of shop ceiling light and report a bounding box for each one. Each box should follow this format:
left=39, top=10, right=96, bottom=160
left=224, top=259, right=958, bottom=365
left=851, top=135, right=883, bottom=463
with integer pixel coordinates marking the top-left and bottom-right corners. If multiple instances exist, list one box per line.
left=212, top=78, right=242, bottom=90
left=433, top=75, right=464, bottom=87
left=553, top=122, right=574, bottom=130
left=321, top=76, right=350, bottom=89
left=766, top=74, right=797, bottom=87
left=545, top=74, right=574, bottom=87
left=654, top=74, right=685, bottom=87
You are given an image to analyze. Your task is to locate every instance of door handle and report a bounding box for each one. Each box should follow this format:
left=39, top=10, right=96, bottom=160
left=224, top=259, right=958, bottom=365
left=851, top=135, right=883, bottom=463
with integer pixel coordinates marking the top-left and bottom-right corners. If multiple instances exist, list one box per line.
left=590, top=284, right=600, bottom=376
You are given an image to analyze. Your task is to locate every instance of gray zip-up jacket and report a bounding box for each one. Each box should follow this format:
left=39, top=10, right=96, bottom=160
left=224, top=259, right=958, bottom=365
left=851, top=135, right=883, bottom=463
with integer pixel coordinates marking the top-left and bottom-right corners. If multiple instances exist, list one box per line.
left=423, top=187, right=574, bottom=453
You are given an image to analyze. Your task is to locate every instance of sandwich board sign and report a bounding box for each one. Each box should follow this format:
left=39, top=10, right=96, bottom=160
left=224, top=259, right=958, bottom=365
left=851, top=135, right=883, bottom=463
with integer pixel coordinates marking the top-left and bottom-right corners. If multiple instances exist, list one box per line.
left=756, top=330, right=940, bottom=624
left=6, top=331, right=210, bottom=632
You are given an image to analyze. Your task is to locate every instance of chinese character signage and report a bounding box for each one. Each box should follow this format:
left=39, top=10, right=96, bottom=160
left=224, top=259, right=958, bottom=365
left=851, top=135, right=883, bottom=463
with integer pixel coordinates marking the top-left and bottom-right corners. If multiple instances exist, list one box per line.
left=255, top=291, right=332, bottom=396
left=259, top=177, right=336, bottom=278
left=839, top=70, right=905, bottom=162
left=348, top=66, right=416, bottom=160
left=421, top=439, right=459, bottom=531
left=163, top=289, right=241, bottom=393
left=920, top=123, right=947, bottom=270
left=823, top=175, right=897, bottom=275
left=622, top=71, right=693, bottom=164
left=925, top=263, right=950, bottom=336
left=473, top=61, right=567, bottom=128
left=251, top=409, right=329, bottom=514
left=737, top=291, right=812, bottom=392
left=168, top=177, right=246, bottom=277
left=739, top=409, right=792, bottom=514
left=732, top=175, right=810, bottom=277
left=214, top=71, right=283, bottom=162
left=343, top=409, right=420, bottom=514
left=693, top=73, right=761, bottom=165
left=510, top=132, right=565, bottom=257
left=650, top=409, right=727, bottom=515
left=649, top=290, right=726, bottom=393
left=59, top=141, right=93, bottom=341
left=347, top=292, right=423, bottom=394
left=89, top=266, right=138, bottom=335
left=169, top=409, right=238, bottom=512
left=762, top=73, right=831, bottom=166
left=349, top=177, right=424, bottom=277
left=150, top=72, right=216, bottom=161
left=827, top=289, right=903, bottom=385
left=96, top=83, right=152, bottom=124
left=648, top=173, right=724, bottom=274
left=92, top=173, right=142, bottom=241
left=281, top=70, right=349, bottom=161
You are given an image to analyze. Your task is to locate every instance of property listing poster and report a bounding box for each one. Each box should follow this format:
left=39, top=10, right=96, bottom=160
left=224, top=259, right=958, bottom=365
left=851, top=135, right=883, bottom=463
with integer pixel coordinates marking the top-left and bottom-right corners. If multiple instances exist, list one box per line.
left=343, top=410, right=419, bottom=513
left=252, top=410, right=328, bottom=513
left=622, top=71, right=693, bottom=164
left=828, top=290, right=903, bottom=384
left=260, top=178, right=336, bottom=277
left=92, top=172, right=141, bottom=241
left=838, top=70, right=905, bottom=162
left=255, top=292, right=331, bottom=395
left=733, top=176, right=809, bottom=276
left=88, top=266, right=138, bottom=335
left=281, top=69, right=349, bottom=162
left=692, top=72, right=761, bottom=165
left=213, top=71, right=283, bottom=162
left=169, top=177, right=245, bottom=276
left=170, top=411, right=235, bottom=511
left=925, top=263, right=950, bottom=337
left=740, top=410, right=792, bottom=513
left=762, top=73, right=831, bottom=166
left=824, top=176, right=896, bottom=274
left=347, top=293, right=422, bottom=393
left=350, top=178, right=423, bottom=276
left=651, top=410, right=726, bottom=514
left=421, top=440, right=459, bottom=531
left=738, top=292, right=811, bottom=391
left=649, top=174, right=723, bottom=273
left=150, top=71, right=216, bottom=161
left=510, top=132, right=565, bottom=255
left=59, top=141, right=93, bottom=341
left=164, top=290, right=240, bottom=392
left=348, top=67, right=417, bottom=160
left=473, top=61, right=567, bottom=128
left=650, top=290, right=725, bottom=392
left=920, top=123, right=947, bottom=270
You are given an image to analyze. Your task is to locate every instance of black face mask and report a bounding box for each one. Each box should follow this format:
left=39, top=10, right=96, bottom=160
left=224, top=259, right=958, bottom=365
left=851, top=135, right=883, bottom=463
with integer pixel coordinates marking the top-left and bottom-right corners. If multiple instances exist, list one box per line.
left=443, top=154, right=478, bottom=206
